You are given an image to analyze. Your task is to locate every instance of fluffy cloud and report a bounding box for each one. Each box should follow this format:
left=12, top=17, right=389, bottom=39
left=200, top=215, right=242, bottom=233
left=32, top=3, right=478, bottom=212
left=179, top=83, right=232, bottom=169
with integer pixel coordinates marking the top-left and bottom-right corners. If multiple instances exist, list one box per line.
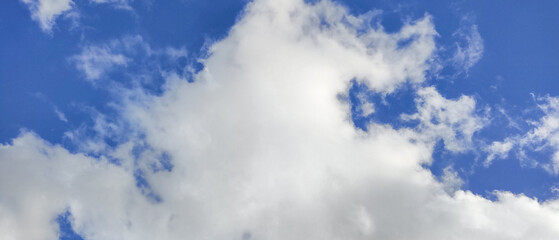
left=0, top=132, right=140, bottom=240
left=4, top=0, right=559, bottom=239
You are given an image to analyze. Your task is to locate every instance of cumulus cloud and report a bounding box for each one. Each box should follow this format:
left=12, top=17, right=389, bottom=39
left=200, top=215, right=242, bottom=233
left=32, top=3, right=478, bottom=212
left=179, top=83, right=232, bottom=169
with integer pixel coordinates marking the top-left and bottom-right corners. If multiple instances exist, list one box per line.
left=4, top=0, right=559, bottom=240
left=20, top=0, right=75, bottom=32
left=0, top=132, right=140, bottom=240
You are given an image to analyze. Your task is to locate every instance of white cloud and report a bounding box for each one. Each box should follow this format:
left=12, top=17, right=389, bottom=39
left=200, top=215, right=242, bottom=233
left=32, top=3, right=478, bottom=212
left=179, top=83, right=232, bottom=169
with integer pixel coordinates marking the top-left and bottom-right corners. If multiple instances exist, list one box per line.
left=440, top=166, right=464, bottom=195
left=4, top=0, right=559, bottom=240
left=72, top=45, right=128, bottom=82
left=20, top=0, right=75, bottom=32
left=89, top=0, right=132, bottom=10
left=497, top=106, right=522, bottom=130
left=21, top=0, right=134, bottom=32
left=519, top=96, right=559, bottom=174
left=452, top=18, right=484, bottom=74
left=356, top=92, right=375, bottom=117
left=72, top=35, right=190, bottom=84
left=164, top=47, right=187, bottom=60
left=64, top=110, right=122, bottom=154
left=54, top=106, right=68, bottom=122
left=487, top=96, right=559, bottom=173
left=485, top=140, right=514, bottom=166
left=402, top=87, right=487, bottom=153
left=0, top=132, right=140, bottom=240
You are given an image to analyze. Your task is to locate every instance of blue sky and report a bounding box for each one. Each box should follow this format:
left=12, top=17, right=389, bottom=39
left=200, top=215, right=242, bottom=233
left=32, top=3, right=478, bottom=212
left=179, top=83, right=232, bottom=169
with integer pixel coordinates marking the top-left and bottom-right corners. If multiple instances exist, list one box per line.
left=2, top=0, right=559, bottom=239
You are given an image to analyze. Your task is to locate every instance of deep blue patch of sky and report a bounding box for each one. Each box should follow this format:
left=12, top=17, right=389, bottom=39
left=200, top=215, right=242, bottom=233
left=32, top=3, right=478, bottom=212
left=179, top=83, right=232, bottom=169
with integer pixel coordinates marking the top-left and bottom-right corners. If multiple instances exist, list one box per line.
left=56, top=211, right=84, bottom=240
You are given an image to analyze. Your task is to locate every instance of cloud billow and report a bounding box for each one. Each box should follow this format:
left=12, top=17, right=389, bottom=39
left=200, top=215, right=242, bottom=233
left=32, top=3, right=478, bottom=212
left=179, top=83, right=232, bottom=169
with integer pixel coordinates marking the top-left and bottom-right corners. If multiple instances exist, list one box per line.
left=3, top=0, right=559, bottom=239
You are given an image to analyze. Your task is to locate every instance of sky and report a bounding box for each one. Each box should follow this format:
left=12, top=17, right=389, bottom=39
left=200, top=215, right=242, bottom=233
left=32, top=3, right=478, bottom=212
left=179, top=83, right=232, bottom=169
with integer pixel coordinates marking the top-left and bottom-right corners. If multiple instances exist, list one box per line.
left=2, top=0, right=559, bottom=239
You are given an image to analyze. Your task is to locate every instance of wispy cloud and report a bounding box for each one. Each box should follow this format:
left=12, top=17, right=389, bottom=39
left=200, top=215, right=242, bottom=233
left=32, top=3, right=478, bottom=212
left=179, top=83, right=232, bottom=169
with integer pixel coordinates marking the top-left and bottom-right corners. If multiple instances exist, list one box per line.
left=483, top=95, right=559, bottom=174
left=20, top=0, right=75, bottom=33
left=89, top=0, right=133, bottom=10
left=20, top=0, right=134, bottom=33
left=518, top=95, right=559, bottom=174
left=53, top=106, right=68, bottom=122
left=71, top=35, right=192, bottom=85
left=452, top=16, right=484, bottom=74
left=71, top=45, right=129, bottom=82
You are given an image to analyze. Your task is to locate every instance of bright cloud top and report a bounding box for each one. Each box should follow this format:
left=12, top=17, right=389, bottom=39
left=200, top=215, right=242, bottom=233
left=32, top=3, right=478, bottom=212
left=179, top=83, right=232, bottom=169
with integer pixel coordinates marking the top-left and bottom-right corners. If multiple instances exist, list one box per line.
left=3, top=0, right=559, bottom=240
